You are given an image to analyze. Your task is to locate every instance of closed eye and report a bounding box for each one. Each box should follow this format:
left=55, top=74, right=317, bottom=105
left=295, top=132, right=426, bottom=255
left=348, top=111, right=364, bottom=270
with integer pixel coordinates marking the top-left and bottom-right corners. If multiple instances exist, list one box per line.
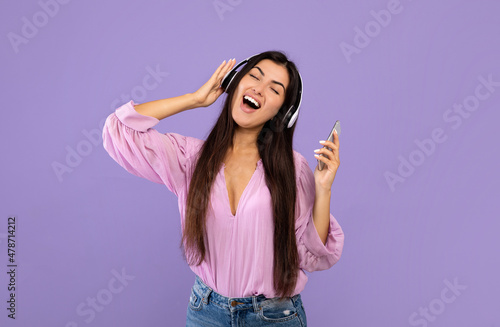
left=250, top=73, right=279, bottom=95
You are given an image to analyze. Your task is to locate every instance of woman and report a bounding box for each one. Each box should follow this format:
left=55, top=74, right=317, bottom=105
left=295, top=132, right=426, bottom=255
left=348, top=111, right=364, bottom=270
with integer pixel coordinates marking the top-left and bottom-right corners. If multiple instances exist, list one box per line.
left=102, top=50, right=344, bottom=326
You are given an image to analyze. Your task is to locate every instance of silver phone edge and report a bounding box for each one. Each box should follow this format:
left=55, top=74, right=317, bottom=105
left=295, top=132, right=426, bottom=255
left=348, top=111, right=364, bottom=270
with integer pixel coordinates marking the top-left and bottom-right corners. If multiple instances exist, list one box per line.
left=317, top=121, right=340, bottom=171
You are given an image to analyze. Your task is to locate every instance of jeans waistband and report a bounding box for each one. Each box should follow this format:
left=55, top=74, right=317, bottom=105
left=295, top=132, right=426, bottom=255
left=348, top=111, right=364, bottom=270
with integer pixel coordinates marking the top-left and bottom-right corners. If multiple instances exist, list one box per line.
left=192, top=274, right=301, bottom=312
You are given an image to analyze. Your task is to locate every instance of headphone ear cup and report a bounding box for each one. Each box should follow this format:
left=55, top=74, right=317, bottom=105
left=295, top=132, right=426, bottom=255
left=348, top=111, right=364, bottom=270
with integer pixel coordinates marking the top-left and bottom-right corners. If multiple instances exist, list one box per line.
left=286, top=72, right=303, bottom=128
left=286, top=106, right=299, bottom=128
left=221, top=70, right=238, bottom=93
left=282, top=105, right=294, bottom=128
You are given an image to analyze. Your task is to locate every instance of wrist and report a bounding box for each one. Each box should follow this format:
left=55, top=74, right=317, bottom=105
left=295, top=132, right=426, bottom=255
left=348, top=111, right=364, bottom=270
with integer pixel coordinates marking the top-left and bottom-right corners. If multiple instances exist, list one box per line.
left=186, top=93, right=201, bottom=110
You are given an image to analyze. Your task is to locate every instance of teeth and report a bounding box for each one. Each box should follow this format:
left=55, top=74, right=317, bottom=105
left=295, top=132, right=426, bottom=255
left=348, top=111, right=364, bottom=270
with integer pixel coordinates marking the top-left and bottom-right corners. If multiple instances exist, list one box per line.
left=244, top=95, right=260, bottom=108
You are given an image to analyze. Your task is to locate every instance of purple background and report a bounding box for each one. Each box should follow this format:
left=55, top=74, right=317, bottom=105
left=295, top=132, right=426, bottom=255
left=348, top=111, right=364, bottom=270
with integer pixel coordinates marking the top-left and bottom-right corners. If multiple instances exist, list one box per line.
left=1, top=0, right=499, bottom=326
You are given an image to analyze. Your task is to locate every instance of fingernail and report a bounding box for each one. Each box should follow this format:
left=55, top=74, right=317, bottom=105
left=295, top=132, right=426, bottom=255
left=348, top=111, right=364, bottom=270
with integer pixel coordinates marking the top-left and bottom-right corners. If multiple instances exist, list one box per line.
left=314, top=154, right=320, bottom=158
left=319, top=140, right=325, bottom=144
left=314, top=149, right=321, bottom=153
left=334, top=130, right=337, bottom=134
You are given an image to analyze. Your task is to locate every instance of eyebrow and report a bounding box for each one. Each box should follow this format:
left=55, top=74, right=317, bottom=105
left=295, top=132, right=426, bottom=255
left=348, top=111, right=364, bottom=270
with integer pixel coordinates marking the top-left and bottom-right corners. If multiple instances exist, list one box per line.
left=253, top=66, right=286, bottom=93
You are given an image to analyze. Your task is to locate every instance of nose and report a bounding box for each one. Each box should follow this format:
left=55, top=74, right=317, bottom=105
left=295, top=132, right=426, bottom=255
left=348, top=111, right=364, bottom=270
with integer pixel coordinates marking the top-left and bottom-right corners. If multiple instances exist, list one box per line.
left=252, top=85, right=264, bottom=96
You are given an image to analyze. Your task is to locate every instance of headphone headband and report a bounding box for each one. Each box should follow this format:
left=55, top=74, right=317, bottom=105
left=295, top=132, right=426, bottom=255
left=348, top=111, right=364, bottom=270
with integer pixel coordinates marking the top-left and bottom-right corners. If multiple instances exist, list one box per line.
left=220, top=53, right=303, bottom=129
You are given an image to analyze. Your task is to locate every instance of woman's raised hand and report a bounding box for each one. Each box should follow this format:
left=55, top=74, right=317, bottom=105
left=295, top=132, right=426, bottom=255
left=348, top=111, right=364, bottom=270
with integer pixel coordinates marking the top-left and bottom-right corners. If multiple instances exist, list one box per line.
left=192, top=59, right=236, bottom=107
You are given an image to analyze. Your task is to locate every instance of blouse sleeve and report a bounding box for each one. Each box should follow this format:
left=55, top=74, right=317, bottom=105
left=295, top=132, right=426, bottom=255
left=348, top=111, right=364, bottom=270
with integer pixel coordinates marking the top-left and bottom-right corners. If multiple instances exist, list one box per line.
left=102, top=100, right=199, bottom=196
left=294, top=152, right=345, bottom=272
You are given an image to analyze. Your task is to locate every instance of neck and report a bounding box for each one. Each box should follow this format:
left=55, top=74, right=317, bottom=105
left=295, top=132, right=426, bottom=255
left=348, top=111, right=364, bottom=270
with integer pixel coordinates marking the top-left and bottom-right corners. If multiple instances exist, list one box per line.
left=230, top=125, right=261, bottom=154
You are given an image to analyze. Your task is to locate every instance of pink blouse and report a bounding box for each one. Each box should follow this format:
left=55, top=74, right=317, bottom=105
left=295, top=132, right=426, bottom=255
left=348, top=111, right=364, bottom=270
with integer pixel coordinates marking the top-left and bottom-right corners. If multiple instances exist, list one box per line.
left=102, top=100, right=344, bottom=298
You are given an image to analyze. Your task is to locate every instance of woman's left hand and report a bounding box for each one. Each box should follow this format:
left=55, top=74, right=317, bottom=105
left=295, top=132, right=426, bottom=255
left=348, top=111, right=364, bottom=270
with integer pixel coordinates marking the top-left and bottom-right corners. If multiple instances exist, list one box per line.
left=313, top=130, right=340, bottom=192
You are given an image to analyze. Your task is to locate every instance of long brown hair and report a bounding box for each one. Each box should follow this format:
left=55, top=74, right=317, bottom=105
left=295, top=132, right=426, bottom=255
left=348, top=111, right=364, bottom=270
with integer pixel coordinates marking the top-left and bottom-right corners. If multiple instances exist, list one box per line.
left=180, top=50, right=302, bottom=299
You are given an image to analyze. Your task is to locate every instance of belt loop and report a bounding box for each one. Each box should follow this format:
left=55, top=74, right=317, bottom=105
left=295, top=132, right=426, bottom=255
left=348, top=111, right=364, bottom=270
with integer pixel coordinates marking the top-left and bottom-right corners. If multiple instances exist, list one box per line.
left=203, top=288, right=212, bottom=304
left=252, top=295, right=260, bottom=313
left=197, top=276, right=213, bottom=305
left=291, top=293, right=299, bottom=305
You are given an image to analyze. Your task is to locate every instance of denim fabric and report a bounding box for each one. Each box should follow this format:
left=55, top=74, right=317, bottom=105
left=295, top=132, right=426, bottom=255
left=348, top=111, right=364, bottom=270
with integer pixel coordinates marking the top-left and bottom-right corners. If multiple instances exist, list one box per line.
left=186, top=275, right=307, bottom=326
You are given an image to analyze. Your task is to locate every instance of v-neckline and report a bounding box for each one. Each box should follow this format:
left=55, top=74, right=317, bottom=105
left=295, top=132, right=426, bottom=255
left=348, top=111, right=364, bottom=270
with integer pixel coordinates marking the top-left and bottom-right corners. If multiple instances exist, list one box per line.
left=222, top=159, right=262, bottom=217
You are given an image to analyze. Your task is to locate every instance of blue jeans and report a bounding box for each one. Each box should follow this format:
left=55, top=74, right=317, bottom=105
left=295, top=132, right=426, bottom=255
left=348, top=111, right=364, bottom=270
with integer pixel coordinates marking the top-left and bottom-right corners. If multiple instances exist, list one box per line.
left=186, top=275, right=307, bottom=326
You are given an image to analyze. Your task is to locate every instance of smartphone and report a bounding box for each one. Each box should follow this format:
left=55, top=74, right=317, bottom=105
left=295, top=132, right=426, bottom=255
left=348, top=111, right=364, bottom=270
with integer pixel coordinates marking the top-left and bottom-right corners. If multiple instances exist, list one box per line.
left=318, top=120, right=341, bottom=171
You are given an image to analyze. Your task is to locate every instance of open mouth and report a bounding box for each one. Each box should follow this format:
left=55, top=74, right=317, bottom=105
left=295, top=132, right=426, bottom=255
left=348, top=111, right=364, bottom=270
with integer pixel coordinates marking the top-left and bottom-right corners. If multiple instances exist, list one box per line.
left=243, top=95, right=260, bottom=110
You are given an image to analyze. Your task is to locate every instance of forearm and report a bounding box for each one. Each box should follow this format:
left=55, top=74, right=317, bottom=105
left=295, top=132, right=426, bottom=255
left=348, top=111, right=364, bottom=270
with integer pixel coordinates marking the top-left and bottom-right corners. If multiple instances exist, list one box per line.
left=134, top=93, right=199, bottom=120
left=312, top=189, right=331, bottom=245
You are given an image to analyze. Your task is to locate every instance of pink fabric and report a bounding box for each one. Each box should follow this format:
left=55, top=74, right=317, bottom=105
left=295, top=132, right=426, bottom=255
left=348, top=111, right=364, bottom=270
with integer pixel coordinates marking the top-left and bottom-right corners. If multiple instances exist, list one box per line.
left=102, top=100, right=345, bottom=298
